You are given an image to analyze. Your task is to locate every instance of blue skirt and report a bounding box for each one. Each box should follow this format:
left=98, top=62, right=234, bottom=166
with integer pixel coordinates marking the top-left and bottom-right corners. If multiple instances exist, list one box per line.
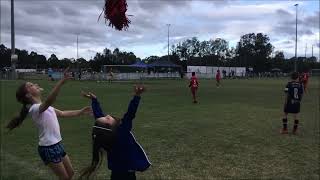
left=38, top=141, right=66, bottom=165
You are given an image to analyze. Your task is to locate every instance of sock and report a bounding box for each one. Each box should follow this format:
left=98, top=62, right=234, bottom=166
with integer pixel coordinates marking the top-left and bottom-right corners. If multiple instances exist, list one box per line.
left=282, top=118, right=288, bottom=130
left=293, top=119, right=299, bottom=131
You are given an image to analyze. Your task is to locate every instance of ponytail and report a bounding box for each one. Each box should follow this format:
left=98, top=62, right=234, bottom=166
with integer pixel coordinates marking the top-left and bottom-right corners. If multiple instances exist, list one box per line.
left=7, top=82, right=31, bottom=131
left=80, top=123, right=118, bottom=179
left=6, top=104, right=29, bottom=131
left=79, top=138, right=104, bottom=179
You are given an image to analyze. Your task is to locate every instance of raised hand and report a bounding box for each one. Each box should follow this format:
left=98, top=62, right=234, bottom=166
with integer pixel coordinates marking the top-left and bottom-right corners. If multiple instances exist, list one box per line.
left=81, top=91, right=97, bottom=99
left=38, top=67, right=73, bottom=113
left=62, top=67, right=73, bottom=81
left=80, top=106, right=93, bottom=115
left=134, top=84, right=146, bottom=96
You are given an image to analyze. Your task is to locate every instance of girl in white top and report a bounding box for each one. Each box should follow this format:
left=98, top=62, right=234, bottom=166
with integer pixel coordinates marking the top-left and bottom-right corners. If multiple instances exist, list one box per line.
left=7, top=67, right=91, bottom=180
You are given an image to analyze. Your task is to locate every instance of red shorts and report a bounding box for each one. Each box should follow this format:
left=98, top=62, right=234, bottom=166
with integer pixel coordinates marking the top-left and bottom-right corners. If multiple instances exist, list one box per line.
left=216, top=78, right=220, bottom=82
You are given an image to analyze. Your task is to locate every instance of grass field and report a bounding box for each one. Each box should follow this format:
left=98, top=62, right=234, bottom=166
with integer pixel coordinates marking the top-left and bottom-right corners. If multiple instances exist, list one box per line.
left=1, top=78, right=319, bottom=180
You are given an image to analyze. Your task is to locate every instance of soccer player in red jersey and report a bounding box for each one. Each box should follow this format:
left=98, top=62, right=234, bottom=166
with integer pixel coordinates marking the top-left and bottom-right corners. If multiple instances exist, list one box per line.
left=189, top=72, right=199, bottom=103
left=216, top=70, right=221, bottom=88
left=302, top=71, right=309, bottom=93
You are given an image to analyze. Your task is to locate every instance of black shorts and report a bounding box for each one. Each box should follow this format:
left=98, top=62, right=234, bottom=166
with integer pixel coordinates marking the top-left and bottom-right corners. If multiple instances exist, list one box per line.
left=284, top=102, right=300, bottom=114
left=38, top=141, right=66, bottom=165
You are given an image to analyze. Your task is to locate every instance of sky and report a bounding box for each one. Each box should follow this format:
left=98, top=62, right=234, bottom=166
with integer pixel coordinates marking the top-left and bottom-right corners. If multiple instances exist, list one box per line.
left=0, top=0, right=319, bottom=60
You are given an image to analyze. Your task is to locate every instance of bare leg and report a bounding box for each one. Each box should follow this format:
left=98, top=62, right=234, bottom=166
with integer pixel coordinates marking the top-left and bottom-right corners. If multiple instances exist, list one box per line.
left=192, top=89, right=197, bottom=103
left=62, top=155, right=74, bottom=179
left=48, top=162, right=70, bottom=180
left=293, top=113, right=298, bottom=120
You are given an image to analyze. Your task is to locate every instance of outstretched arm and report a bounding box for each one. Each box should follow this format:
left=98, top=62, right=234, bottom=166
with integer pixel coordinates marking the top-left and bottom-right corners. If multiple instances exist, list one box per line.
left=55, top=107, right=92, bottom=118
left=82, top=92, right=105, bottom=119
left=39, top=67, right=73, bottom=113
left=121, top=85, right=145, bottom=130
left=91, top=98, right=105, bottom=119
left=123, top=95, right=141, bottom=121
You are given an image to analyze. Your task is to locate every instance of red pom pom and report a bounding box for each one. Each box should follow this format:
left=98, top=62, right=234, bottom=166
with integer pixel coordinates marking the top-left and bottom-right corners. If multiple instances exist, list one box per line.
left=99, top=0, right=131, bottom=31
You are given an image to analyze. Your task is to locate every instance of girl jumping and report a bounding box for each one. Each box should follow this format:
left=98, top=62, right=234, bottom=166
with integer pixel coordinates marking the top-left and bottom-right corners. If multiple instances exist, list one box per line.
left=6, top=68, right=92, bottom=180
left=80, top=85, right=151, bottom=180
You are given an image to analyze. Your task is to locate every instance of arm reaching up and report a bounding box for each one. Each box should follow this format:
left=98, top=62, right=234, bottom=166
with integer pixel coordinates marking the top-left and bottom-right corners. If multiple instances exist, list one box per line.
left=39, top=67, right=73, bottom=113
left=82, top=91, right=105, bottom=119
left=121, top=85, right=145, bottom=130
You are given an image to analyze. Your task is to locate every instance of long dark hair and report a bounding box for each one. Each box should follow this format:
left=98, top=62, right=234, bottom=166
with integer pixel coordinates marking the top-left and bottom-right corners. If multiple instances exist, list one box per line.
left=80, top=118, right=121, bottom=179
left=7, top=82, right=32, bottom=130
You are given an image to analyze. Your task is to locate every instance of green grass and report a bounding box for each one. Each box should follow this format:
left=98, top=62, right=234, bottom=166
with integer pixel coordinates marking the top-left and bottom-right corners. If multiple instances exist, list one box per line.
left=1, top=78, right=319, bottom=180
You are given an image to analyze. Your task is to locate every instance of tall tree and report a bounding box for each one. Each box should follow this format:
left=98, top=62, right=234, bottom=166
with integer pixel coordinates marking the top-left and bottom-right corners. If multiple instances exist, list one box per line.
left=236, top=33, right=273, bottom=72
left=144, top=56, right=160, bottom=64
left=48, top=54, right=60, bottom=68
left=0, top=44, right=11, bottom=68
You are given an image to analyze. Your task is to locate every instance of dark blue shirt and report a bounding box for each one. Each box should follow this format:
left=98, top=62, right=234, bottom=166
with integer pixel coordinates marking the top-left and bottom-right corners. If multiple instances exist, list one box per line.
left=284, top=81, right=303, bottom=104
left=91, top=96, right=151, bottom=172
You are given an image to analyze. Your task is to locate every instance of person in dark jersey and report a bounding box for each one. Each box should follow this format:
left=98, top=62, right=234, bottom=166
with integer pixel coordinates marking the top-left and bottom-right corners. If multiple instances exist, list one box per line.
left=280, top=72, right=304, bottom=135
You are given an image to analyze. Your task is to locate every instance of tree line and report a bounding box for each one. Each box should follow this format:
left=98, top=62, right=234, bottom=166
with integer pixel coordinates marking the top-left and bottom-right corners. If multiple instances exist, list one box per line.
left=1, top=33, right=319, bottom=73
